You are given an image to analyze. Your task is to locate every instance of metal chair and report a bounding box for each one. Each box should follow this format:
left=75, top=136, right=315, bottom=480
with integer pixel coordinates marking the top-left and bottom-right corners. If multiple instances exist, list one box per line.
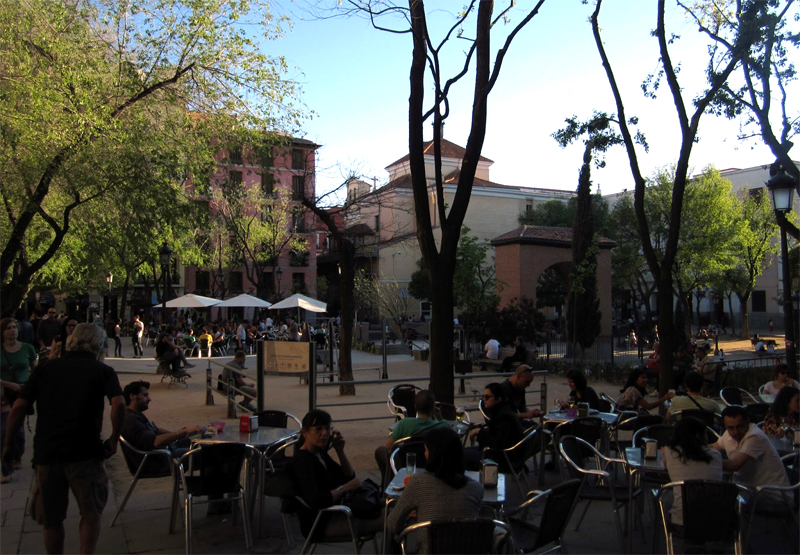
left=559, top=435, right=639, bottom=551
left=176, top=443, right=256, bottom=554
left=744, top=452, right=800, bottom=549
left=387, top=384, right=422, bottom=420
left=669, top=408, right=720, bottom=430
left=296, top=499, right=380, bottom=555
left=655, top=480, right=749, bottom=555
left=745, top=403, right=771, bottom=423
left=502, top=479, right=581, bottom=554
left=611, top=414, right=665, bottom=456
left=396, top=518, right=513, bottom=555
left=197, top=338, right=212, bottom=358
left=600, top=392, right=619, bottom=412
left=632, top=424, right=675, bottom=449
left=262, top=440, right=301, bottom=545
left=388, top=437, right=427, bottom=476
left=255, top=409, right=302, bottom=430
left=478, top=398, right=491, bottom=423
left=720, top=387, right=759, bottom=407
left=111, top=437, right=179, bottom=532
left=483, top=425, right=550, bottom=498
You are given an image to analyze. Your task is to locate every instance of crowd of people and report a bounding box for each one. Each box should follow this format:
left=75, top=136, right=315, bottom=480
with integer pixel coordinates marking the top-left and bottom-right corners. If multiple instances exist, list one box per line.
left=1, top=308, right=798, bottom=553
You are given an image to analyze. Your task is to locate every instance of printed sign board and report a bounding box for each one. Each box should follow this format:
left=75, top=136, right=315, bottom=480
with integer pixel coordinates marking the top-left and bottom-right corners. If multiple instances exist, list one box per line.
left=262, top=341, right=312, bottom=374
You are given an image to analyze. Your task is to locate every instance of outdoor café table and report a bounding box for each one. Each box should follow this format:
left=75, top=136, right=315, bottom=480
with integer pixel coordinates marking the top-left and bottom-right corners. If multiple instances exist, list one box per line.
left=543, top=409, right=620, bottom=426
left=388, top=419, right=470, bottom=437
left=192, top=426, right=299, bottom=537
left=625, top=447, right=666, bottom=553
left=382, top=469, right=506, bottom=553
left=766, top=433, right=797, bottom=456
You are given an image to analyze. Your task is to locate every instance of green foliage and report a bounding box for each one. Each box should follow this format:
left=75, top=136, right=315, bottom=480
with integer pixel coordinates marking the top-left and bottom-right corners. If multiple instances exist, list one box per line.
left=0, top=0, right=306, bottom=314
left=496, top=297, right=547, bottom=346
left=519, top=195, right=612, bottom=237
left=407, top=226, right=501, bottom=314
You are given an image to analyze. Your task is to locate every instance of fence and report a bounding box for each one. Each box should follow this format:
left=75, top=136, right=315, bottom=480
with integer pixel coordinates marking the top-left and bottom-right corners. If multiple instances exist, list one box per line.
left=204, top=358, right=255, bottom=418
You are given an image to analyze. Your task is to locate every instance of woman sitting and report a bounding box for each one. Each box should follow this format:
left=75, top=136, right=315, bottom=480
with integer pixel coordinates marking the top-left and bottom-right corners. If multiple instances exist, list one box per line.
left=565, top=368, right=599, bottom=410
left=616, top=369, right=674, bottom=413
left=387, top=426, right=483, bottom=554
left=662, top=416, right=722, bottom=526
left=288, top=409, right=382, bottom=540
left=762, top=386, right=800, bottom=437
left=761, top=363, right=800, bottom=396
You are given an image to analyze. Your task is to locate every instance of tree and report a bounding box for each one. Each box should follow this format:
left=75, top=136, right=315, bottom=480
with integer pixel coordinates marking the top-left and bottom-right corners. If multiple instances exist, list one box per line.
left=408, top=226, right=501, bottom=317
left=681, top=1, right=800, bottom=188
left=0, top=0, right=304, bottom=316
left=729, top=190, right=780, bottom=337
left=553, top=113, right=623, bottom=353
left=591, top=0, right=768, bottom=393
left=646, top=166, right=740, bottom=335
left=405, top=1, right=548, bottom=402
left=609, top=196, right=657, bottom=329
left=518, top=193, right=612, bottom=237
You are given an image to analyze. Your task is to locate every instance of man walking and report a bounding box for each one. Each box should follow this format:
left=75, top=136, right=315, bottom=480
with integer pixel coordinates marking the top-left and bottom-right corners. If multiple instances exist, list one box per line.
left=3, top=323, right=125, bottom=554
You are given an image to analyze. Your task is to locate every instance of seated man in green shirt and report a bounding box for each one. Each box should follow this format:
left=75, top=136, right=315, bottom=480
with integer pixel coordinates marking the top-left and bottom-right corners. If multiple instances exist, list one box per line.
left=374, top=390, right=449, bottom=486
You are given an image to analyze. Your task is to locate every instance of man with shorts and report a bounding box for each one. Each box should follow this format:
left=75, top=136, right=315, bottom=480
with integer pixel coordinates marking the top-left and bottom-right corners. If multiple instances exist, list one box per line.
left=3, top=323, right=125, bottom=554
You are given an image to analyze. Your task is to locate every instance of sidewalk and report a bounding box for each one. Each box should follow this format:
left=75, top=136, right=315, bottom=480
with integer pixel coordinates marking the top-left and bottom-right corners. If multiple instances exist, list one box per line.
left=0, top=335, right=791, bottom=554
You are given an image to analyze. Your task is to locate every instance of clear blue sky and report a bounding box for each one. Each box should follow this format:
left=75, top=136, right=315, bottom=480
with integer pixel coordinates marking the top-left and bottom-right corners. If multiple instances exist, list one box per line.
left=267, top=1, right=790, bottom=200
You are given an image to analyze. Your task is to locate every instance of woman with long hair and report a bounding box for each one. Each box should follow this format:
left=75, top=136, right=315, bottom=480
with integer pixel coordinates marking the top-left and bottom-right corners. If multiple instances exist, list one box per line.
left=762, top=386, right=800, bottom=437
left=48, top=318, right=78, bottom=359
left=662, top=417, right=722, bottom=526
left=616, top=368, right=674, bottom=413
left=387, top=426, right=484, bottom=553
left=565, top=368, right=600, bottom=410
left=0, top=318, right=37, bottom=482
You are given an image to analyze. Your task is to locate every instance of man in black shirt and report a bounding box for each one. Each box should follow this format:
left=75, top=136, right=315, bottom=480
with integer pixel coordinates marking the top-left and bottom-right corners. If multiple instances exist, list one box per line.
left=3, top=323, right=124, bottom=554
left=155, top=327, right=195, bottom=375
left=500, top=365, right=543, bottom=422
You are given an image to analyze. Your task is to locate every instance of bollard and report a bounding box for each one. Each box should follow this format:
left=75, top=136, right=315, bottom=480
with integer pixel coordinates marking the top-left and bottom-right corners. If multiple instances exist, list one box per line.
left=227, top=378, right=236, bottom=419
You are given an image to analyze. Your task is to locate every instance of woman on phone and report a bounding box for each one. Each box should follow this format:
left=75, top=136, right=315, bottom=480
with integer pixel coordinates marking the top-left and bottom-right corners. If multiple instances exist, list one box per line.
left=288, top=410, right=383, bottom=540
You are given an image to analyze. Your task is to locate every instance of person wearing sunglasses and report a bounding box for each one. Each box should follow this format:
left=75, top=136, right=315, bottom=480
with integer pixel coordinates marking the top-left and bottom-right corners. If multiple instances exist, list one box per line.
left=465, top=383, right=524, bottom=470
left=761, top=363, right=799, bottom=397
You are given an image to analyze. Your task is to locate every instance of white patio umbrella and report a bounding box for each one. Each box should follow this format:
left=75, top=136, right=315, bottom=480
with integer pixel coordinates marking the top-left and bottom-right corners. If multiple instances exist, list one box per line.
left=163, top=293, right=221, bottom=308
left=269, top=293, right=327, bottom=313
left=215, top=293, right=272, bottom=308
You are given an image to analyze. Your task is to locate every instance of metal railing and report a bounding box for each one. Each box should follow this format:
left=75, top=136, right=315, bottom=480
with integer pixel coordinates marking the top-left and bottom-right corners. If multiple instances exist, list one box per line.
left=204, top=359, right=255, bottom=418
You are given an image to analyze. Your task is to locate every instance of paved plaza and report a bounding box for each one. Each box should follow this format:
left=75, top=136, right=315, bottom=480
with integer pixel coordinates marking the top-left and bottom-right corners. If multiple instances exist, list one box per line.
left=1, top=335, right=796, bottom=554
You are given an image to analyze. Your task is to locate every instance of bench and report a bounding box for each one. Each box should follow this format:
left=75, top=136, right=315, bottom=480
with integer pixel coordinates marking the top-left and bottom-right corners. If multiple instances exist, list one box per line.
left=475, top=346, right=539, bottom=372
left=154, top=354, right=190, bottom=388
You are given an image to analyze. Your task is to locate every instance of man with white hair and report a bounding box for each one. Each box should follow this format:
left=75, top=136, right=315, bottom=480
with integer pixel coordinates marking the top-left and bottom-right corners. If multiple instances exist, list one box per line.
left=3, top=323, right=125, bottom=554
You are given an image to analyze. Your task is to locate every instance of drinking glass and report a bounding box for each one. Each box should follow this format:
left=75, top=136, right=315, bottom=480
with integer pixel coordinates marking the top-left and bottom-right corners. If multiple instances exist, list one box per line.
left=553, top=398, right=562, bottom=412
left=406, top=453, right=417, bottom=477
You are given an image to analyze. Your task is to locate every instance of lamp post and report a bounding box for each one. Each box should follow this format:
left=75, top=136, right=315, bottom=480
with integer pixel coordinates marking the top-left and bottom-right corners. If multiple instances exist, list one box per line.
left=105, top=272, right=113, bottom=320
left=766, top=165, right=797, bottom=378
left=159, top=242, right=172, bottom=326
left=276, top=266, right=283, bottom=300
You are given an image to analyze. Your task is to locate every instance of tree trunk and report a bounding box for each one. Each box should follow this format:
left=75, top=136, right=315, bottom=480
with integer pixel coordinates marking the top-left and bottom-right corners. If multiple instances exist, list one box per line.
left=737, top=292, right=752, bottom=339
left=657, top=275, right=674, bottom=395
left=428, top=263, right=455, bottom=404
left=726, top=292, right=737, bottom=336
left=1, top=279, right=29, bottom=318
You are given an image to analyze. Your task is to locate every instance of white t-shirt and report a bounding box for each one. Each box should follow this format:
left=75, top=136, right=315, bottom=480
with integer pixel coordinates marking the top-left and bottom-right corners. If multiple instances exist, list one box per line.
left=662, top=446, right=723, bottom=526
left=762, top=379, right=800, bottom=396
left=484, top=339, right=500, bottom=359
left=715, top=424, right=789, bottom=490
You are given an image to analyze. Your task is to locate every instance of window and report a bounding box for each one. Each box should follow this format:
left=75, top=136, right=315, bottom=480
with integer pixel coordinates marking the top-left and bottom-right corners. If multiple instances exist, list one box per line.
left=195, top=271, right=210, bottom=293
left=752, top=290, right=766, bottom=312
left=525, top=199, right=534, bottom=216
left=229, top=147, right=243, bottom=165
left=374, top=214, right=380, bottom=233
left=292, top=272, right=306, bottom=294
left=261, top=172, right=275, bottom=197
left=229, top=272, right=243, bottom=293
left=290, top=250, right=309, bottom=267
left=291, top=148, right=305, bottom=170
left=261, top=271, right=275, bottom=296
left=292, top=175, right=305, bottom=200
left=229, top=170, right=243, bottom=186
left=292, top=207, right=306, bottom=232
left=259, top=145, right=274, bottom=169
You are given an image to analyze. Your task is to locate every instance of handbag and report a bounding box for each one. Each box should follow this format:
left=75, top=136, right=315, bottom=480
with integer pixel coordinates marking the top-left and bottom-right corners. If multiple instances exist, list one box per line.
left=341, top=478, right=383, bottom=518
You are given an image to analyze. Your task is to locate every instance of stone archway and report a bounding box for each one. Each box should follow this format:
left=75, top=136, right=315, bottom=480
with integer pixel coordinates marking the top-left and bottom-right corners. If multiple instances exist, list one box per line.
left=491, top=226, right=615, bottom=336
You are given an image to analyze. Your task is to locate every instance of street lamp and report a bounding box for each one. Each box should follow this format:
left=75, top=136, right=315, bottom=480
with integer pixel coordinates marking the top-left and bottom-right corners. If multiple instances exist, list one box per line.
left=106, top=272, right=113, bottom=292
left=159, top=241, right=172, bottom=326
left=105, top=272, right=113, bottom=321
left=276, top=266, right=283, bottom=300
left=766, top=164, right=797, bottom=377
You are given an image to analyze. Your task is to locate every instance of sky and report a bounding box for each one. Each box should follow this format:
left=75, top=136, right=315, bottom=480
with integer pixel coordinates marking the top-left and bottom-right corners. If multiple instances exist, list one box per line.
left=265, top=1, right=793, bottom=201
